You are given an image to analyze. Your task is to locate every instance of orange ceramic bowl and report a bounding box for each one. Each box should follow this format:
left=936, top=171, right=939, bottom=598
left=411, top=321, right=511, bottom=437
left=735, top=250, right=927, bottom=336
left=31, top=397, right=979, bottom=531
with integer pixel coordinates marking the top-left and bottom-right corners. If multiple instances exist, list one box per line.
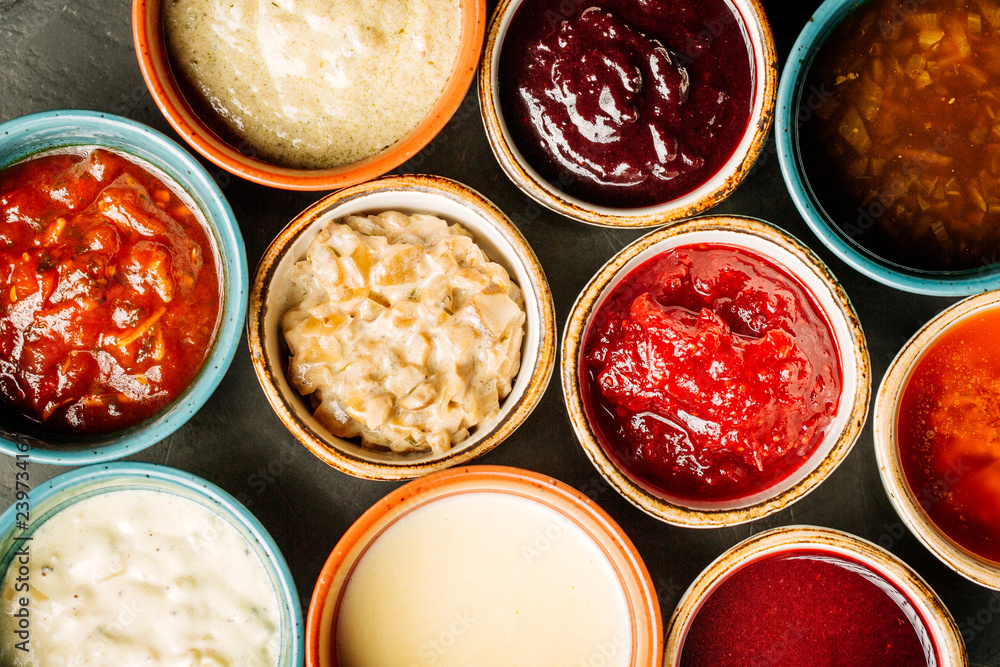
left=306, top=466, right=662, bottom=666
left=133, top=0, right=486, bottom=190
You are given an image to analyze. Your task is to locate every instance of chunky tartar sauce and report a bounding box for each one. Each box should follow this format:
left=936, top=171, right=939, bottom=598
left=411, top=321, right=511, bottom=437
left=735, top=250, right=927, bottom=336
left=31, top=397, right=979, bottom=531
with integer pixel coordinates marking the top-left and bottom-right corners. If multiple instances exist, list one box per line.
left=0, top=490, right=281, bottom=666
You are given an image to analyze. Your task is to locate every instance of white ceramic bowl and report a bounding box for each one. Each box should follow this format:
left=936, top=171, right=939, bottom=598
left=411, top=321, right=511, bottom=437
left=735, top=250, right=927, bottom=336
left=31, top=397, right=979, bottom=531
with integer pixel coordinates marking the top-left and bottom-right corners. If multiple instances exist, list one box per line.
left=562, top=215, right=870, bottom=526
left=249, top=175, right=557, bottom=480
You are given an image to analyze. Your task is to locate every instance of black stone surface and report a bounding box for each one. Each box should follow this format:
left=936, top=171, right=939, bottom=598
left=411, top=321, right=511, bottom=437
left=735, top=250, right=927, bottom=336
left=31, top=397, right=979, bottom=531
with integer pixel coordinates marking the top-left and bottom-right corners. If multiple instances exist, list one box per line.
left=0, top=0, right=997, bottom=664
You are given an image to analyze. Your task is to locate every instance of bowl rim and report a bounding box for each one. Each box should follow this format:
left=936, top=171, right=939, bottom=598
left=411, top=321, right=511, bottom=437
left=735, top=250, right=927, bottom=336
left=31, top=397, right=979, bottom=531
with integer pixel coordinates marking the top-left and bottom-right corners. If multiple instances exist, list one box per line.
left=0, top=462, right=304, bottom=666
left=775, top=0, right=1000, bottom=296
left=478, top=0, right=779, bottom=227
left=247, top=174, right=557, bottom=480
left=0, top=109, right=248, bottom=466
left=560, top=214, right=871, bottom=527
left=304, top=465, right=663, bottom=667
left=132, top=0, right=487, bottom=191
left=873, top=289, right=1000, bottom=590
left=662, top=525, right=967, bottom=666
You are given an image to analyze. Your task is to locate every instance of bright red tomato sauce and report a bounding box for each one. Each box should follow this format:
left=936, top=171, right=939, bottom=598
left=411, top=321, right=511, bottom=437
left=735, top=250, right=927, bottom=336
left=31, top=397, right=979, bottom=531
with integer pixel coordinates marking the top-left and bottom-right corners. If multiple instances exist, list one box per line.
left=898, top=306, right=1000, bottom=563
left=0, top=148, right=221, bottom=436
left=680, top=550, right=934, bottom=666
left=582, top=245, right=842, bottom=501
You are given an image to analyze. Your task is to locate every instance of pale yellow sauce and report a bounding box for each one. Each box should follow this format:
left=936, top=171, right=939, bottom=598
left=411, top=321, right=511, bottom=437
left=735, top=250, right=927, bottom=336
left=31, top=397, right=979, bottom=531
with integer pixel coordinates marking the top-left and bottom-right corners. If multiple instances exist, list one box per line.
left=336, top=492, right=632, bottom=667
left=163, top=0, right=463, bottom=169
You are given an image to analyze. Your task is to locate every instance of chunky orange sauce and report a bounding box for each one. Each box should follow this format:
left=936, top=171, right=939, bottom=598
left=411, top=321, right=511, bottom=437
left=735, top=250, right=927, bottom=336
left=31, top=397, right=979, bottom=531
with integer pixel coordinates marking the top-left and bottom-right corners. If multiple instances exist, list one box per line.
left=0, top=149, right=221, bottom=436
left=898, top=306, right=1000, bottom=562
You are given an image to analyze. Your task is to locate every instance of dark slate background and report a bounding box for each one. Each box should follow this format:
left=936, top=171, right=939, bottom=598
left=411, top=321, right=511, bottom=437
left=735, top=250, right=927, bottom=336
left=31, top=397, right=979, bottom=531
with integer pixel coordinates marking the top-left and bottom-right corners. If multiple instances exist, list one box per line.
left=0, top=0, right=997, bottom=664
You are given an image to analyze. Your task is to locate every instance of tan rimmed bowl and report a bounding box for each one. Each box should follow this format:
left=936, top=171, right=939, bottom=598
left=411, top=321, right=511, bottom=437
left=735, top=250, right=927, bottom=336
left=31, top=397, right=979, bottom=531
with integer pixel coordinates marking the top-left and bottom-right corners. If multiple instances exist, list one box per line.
left=249, top=175, right=556, bottom=480
left=874, top=290, right=1000, bottom=590
left=664, top=526, right=967, bottom=666
left=479, top=0, right=777, bottom=227
left=306, top=466, right=663, bottom=666
left=561, top=215, right=870, bottom=527
left=133, top=0, right=485, bottom=190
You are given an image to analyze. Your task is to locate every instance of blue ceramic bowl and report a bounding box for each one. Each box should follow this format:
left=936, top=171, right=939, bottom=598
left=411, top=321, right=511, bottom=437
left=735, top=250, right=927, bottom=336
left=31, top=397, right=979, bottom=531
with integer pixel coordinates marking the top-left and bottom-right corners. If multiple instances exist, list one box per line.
left=0, top=463, right=304, bottom=665
left=0, top=110, right=247, bottom=463
left=776, top=0, right=1000, bottom=296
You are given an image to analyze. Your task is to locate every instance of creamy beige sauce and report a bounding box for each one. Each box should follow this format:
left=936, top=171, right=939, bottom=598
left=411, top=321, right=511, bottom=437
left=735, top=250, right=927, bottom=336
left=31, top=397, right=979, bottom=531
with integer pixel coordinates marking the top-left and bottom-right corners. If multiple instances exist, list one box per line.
left=335, top=493, right=632, bottom=667
left=282, top=212, right=525, bottom=454
left=0, top=490, right=281, bottom=666
left=163, top=0, right=463, bottom=169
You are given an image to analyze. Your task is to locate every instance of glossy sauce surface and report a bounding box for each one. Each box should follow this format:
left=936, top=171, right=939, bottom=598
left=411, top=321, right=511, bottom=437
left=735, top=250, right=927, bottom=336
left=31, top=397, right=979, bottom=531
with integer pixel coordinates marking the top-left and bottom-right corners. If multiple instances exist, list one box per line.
left=582, top=245, right=841, bottom=501
left=499, top=0, right=755, bottom=208
left=898, top=306, right=1000, bottom=562
left=680, top=550, right=934, bottom=666
left=0, top=148, right=220, bottom=435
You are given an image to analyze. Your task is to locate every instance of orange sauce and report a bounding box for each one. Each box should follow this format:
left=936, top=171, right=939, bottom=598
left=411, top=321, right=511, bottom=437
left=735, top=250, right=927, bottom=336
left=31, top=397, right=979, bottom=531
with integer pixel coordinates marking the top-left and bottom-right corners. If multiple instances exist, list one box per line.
left=898, top=305, right=1000, bottom=562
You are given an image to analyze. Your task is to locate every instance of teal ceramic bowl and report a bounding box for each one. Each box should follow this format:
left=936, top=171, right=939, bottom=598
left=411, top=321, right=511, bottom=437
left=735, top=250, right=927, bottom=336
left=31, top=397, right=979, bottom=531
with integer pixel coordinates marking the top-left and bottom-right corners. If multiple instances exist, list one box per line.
left=0, top=110, right=247, bottom=464
left=776, top=0, right=1000, bottom=296
left=0, top=463, right=303, bottom=665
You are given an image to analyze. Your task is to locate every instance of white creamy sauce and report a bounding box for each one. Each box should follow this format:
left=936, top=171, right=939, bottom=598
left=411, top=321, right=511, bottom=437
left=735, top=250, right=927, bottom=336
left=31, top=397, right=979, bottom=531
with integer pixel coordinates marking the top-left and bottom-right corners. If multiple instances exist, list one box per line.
left=163, top=0, right=463, bottom=168
left=336, top=493, right=632, bottom=667
left=0, top=490, right=281, bottom=666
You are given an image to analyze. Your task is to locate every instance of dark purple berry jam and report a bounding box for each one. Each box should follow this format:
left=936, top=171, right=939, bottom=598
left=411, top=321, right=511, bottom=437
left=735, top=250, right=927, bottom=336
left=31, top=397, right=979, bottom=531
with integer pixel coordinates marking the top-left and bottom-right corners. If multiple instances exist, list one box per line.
left=498, top=0, right=756, bottom=209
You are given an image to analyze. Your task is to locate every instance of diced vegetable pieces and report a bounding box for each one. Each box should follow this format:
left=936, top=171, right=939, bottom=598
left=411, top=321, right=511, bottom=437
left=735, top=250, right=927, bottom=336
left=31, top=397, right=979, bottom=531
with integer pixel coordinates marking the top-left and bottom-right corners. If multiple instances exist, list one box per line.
left=804, top=0, right=1000, bottom=270
left=871, top=58, right=885, bottom=84
left=839, top=107, right=872, bottom=154
left=970, top=182, right=989, bottom=211
left=900, top=148, right=953, bottom=168
left=918, top=27, right=946, bottom=49
left=932, top=220, right=954, bottom=249
left=947, top=16, right=973, bottom=57
left=857, top=75, right=885, bottom=121
left=906, top=53, right=928, bottom=77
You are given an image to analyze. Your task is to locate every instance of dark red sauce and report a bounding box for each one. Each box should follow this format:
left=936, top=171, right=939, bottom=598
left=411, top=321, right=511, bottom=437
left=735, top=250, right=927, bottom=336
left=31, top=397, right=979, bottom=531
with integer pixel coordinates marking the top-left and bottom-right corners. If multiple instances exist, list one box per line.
left=898, top=307, right=1000, bottom=563
left=680, top=550, right=934, bottom=667
left=582, top=245, right=842, bottom=501
left=0, top=148, right=221, bottom=436
left=499, top=0, right=755, bottom=208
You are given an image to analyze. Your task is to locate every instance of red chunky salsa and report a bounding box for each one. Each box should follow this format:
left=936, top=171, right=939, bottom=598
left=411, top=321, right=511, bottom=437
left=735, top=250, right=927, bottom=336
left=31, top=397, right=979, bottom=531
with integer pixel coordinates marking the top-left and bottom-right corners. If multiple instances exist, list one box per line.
left=499, top=0, right=755, bottom=208
left=0, top=148, right=221, bottom=436
left=680, top=550, right=933, bottom=666
left=582, top=245, right=842, bottom=501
